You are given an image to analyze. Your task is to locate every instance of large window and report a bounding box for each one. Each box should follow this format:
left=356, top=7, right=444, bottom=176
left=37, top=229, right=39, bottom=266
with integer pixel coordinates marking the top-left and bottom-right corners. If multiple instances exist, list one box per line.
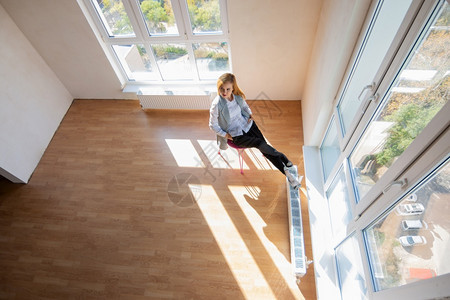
left=365, top=158, right=450, bottom=291
left=336, top=0, right=413, bottom=138
left=81, top=0, right=230, bottom=84
left=312, top=0, right=450, bottom=299
left=349, top=4, right=449, bottom=201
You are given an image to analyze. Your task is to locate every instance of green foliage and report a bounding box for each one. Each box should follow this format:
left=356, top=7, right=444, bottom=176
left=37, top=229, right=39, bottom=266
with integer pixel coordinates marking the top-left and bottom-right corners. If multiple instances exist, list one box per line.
left=136, top=45, right=146, bottom=56
left=153, top=45, right=187, bottom=58
left=212, top=52, right=228, bottom=61
left=384, top=107, right=430, bottom=164
left=193, top=42, right=228, bottom=62
left=187, top=0, right=221, bottom=32
left=100, top=0, right=133, bottom=35
left=140, top=0, right=169, bottom=33
left=375, top=81, right=447, bottom=167
left=202, top=51, right=228, bottom=60
left=163, top=1, right=176, bottom=26
left=194, top=48, right=210, bottom=58
left=100, top=0, right=222, bottom=35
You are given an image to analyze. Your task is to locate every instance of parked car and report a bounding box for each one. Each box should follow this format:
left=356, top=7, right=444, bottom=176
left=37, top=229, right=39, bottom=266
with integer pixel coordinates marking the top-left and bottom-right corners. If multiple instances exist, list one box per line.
left=395, top=203, right=425, bottom=216
left=401, top=219, right=428, bottom=230
left=399, top=235, right=427, bottom=247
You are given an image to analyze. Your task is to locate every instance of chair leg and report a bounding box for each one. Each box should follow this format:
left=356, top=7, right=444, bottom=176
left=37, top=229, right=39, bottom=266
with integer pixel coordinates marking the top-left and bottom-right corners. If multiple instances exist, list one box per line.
left=219, top=147, right=244, bottom=174
left=238, top=149, right=244, bottom=174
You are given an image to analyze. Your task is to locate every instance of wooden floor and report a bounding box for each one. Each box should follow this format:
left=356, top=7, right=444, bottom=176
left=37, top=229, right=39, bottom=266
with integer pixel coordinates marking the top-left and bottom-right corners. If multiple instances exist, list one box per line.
left=0, top=100, right=316, bottom=299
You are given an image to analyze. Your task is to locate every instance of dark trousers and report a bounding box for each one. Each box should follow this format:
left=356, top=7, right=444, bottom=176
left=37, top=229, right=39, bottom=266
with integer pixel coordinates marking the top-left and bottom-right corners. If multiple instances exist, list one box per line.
left=232, top=122, right=289, bottom=174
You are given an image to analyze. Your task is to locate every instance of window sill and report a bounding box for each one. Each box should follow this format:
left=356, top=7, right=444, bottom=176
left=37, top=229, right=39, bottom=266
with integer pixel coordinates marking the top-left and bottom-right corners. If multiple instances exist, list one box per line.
left=303, top=146, right=341, bottom=300
left=122, top=82, right=217, bottom=96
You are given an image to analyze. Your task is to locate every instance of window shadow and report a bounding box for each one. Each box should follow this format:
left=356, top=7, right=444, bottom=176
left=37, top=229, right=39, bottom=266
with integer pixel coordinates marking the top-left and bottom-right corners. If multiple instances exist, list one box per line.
left=212, top=180, right=304, bottom=299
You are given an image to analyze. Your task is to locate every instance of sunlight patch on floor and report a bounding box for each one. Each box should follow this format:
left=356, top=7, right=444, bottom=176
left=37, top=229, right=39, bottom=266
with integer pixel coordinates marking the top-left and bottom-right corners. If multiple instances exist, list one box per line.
left=197, top=140, right=249, bottom=170
left=228, top=185, right=304, bottom=299
left=245, top=148, right=275, bottom=170
left=192, top=184, right=276, bottom=299
left=165, top=139, right=204, bottom=168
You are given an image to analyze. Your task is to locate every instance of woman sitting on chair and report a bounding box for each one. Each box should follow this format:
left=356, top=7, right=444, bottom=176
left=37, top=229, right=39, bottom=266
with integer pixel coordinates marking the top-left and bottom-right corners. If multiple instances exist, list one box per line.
left=209, top=73, right=300, bottom=189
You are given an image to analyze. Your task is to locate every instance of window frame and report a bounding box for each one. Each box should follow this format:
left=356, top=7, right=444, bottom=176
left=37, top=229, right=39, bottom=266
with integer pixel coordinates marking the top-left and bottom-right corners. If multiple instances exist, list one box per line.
left=79, top=0, right=231, bottom=86
left=358, top=131, right=450, bottom=299
left=307, top=0, right=450, bottom=298
left=319, top=115, right=342, bottom=182
left=348, top=0, right=450, bottom=214
left=325, top=0, right=449, bottom=218
left=335, top=0, right=424, bottom=151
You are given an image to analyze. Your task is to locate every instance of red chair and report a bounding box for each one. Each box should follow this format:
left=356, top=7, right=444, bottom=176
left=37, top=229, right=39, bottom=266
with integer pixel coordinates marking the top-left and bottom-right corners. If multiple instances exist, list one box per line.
left=218, top=140, right=245, bottom=174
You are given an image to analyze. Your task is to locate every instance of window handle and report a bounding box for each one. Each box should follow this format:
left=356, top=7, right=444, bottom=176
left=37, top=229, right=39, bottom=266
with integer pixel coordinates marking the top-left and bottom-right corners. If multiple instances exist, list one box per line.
left=358, top=82, right=376, bottom=101
left=361, top=93, right=379, bottom=113
left=382, top=178, right=408, bottom=194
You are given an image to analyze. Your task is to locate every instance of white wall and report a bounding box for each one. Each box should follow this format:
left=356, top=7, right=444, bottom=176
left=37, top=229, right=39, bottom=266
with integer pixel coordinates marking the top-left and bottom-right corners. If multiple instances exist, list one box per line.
left=228, top=0, right=322, bottom=100
left=0, top=4, right=73, bottom=183
left=0, top=0, right=135, bottom=100
left=1, top=0, right=322, bottom=101
left=301, top=0, right=371, bottom=146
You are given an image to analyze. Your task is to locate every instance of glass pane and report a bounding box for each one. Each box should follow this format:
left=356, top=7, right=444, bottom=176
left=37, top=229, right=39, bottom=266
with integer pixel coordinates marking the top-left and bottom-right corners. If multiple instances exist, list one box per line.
left=336, top=234, right=368, bottom=300
left=364, top=158, right=450, bottom=291
left=193, top=42, right=230, bottom=80
left=326, top=167, right=352, bottom=237
left=93, top=0, right=135, bottom=37
left=186, top=0, right=222, bottom=34
left=138, top=0, right=179, bottom=35
left=112, top=44, right=157, bottom=80
left=337, top=0, right=413, bottom=136
left=152, top=43, right=191, bottom=80
left=320, top=118, right=340, bottom=181
left=350, top=3, right=450, bottom=200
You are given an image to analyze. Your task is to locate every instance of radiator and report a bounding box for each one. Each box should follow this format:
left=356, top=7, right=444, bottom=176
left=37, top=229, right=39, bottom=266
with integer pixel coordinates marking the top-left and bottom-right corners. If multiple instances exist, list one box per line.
left=286, top=165, right=307, bottom=278
left=137, top=90, right=215, bottom=110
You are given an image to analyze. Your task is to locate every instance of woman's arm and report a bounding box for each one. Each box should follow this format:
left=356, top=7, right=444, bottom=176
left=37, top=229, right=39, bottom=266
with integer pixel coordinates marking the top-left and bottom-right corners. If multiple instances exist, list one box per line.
left=209, top=98, right=227, bottom=137
left=242, top=98, right=253, bottom=123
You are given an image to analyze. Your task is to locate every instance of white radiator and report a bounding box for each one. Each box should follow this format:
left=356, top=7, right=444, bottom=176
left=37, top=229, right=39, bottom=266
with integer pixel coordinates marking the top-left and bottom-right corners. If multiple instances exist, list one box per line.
left=286, top=165, right=307, bottom=279
left=137, top=90, right=215, bottom=110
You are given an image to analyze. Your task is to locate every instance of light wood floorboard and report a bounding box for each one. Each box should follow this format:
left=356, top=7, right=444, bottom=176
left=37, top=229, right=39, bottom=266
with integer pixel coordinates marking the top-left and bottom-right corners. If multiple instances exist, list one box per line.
left=0, top=99, right=316, bottom=299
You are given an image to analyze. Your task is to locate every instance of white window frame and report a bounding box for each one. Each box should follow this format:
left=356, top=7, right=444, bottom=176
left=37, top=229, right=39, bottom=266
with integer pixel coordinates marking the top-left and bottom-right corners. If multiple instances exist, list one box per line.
left=320, top=0, right=450, bottom=217
left=348, top=0, right=450, bottom=215
left=77, top=0, right=231, bottom=88
left=334, top=0, right=424, bottom=151
left=358, top=132, right=450, bottom=299
left=311, top=0, right=450, bottom=299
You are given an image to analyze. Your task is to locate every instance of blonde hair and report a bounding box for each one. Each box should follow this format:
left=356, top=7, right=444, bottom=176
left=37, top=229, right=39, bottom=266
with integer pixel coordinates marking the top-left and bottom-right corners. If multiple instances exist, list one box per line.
left=217, top=73, right=246, bottom=99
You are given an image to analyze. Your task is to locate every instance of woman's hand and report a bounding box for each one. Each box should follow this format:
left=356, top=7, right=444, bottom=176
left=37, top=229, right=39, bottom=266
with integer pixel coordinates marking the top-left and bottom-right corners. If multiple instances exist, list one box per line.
left=247, top=115, right=253, bottom=123
left=225, top=133, right=233, bottom=140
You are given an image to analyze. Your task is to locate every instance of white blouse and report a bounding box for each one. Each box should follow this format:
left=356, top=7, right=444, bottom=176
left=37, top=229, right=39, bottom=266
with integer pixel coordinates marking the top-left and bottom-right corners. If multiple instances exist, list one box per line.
left=226, top=97, right=253, bottom=137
